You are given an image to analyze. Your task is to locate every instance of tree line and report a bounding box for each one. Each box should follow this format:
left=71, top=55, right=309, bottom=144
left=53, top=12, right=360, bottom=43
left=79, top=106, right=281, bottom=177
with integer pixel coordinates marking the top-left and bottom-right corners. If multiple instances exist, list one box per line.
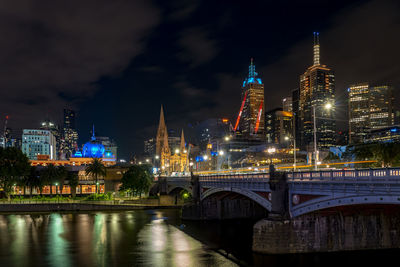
left=0, top=147, right=107, bottom=200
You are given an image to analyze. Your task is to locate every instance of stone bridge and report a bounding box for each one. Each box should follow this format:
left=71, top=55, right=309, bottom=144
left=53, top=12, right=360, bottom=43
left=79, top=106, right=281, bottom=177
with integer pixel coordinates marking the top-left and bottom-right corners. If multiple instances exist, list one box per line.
left=159, top=168, right=400, bottom=218
left=157, top=168, right=400, bottom=253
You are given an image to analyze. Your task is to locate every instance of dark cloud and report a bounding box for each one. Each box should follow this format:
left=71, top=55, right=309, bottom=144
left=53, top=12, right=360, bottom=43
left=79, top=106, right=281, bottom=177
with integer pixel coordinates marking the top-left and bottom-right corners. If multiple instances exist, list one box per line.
left=167, top=0, right=199, bottom=21
left=0, top=0, right=160, bottom=128
left=261, top=0, right=400, bottom=122
left=177, top=27, right=219, bottom=68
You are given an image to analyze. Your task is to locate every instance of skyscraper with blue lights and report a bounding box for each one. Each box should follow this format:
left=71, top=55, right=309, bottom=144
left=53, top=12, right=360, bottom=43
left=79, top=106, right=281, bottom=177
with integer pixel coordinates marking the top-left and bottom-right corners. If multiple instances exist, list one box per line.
left=235, top=59, right=265, bottom=140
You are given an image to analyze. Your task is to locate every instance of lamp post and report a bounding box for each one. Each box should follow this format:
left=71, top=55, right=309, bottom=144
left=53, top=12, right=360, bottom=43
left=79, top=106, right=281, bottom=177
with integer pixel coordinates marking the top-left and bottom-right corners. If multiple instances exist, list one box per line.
left=312, top=102, right=333, bottom=170
left=292, top=114, right=297, bottom=171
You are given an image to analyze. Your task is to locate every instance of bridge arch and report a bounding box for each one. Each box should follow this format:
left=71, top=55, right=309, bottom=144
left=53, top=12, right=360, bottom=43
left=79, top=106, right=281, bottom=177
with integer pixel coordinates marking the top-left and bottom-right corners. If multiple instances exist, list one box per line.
left=291, top=194, right=400, bottom=217
left=167, top=185, right=192, bottom=195
left=201, top=187, right=272, bottom=211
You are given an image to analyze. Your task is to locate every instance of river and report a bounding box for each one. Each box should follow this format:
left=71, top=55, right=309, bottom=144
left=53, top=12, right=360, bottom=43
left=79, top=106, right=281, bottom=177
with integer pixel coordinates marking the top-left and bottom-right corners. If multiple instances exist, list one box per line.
left=0, top=209, right=397, bottom=267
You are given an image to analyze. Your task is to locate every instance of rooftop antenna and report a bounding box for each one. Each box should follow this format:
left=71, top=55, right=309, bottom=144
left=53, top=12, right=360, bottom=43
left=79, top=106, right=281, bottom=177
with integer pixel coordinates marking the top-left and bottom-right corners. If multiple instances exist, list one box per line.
left=313, top=32, right=320, bottom=66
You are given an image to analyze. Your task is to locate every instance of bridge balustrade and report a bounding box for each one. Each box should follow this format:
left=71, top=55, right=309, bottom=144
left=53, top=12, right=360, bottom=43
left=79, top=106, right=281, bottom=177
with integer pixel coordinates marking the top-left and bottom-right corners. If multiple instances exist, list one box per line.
left=288, top=168, right=400, bottom=185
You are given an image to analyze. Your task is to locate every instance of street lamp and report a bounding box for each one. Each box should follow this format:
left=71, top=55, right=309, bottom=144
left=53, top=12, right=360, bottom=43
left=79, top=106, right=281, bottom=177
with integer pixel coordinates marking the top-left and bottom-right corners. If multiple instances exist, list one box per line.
left=313, top=103, right=333, bottom=170
left=267, top=147, right=276, bottom=165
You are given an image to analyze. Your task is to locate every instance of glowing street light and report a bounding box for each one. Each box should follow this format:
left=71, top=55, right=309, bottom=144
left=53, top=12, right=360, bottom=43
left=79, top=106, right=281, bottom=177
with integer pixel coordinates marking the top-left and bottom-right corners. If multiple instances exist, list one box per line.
left=224, top=136, right=230, bottom=141
left=175, top=148, right=180, bottom=154
left=155, top=155, right=159, bottom=159
left=325, top=103, right=332, bottom=110
left=203, top=155, right=208, bottom=161
left=219, top=150, right=224, bottom=155
left=146, top=159, right=150, bottom=163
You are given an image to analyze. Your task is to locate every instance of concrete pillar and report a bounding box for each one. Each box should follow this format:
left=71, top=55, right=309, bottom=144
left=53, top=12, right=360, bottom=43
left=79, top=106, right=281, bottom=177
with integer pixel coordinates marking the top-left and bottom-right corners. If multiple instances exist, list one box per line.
left=268, top=169, right=288, bottom=219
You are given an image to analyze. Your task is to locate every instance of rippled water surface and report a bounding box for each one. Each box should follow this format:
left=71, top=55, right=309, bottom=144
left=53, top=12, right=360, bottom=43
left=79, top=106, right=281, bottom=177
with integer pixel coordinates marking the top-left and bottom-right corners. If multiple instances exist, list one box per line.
left=0, top=209, right=238, bottom=267
left=0, top=209, right=398, bottom=267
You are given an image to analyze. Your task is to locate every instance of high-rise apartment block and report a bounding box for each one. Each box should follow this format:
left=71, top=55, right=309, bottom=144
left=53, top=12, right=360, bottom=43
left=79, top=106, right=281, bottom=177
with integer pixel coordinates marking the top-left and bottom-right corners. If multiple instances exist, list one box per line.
left=299, top=33, right=335, bottom=150
left=40, top=119, right=61, bottom=158
left=265, top=108, right=293, bottom=145
left=235, top=59, right=265, bottom=140
left=282, top=97, right=293, bottom=112
left=22, top=129, right=57, bottom=160
left=349, top=83, right=394, bottom=143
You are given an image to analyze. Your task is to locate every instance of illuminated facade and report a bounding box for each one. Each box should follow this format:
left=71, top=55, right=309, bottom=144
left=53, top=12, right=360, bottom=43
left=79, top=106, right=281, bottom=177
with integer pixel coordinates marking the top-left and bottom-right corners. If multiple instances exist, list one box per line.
left=22, top=129, right=57, bottom=160
left=349, top=83, right=394, bottom=143
left=299, top=33, right=335, bottom=150
left=265, top=108, right=293, bottom=145
left=156, top=106, right=188, bottom=174
left=235, top=59, right=265, bottom=140
left=40, top=119, right=61, bottom=158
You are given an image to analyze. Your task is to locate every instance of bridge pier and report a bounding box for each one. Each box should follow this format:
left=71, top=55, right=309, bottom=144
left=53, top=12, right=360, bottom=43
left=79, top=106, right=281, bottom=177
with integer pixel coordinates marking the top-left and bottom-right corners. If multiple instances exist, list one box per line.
left=253, top=207, right=400, bottom=253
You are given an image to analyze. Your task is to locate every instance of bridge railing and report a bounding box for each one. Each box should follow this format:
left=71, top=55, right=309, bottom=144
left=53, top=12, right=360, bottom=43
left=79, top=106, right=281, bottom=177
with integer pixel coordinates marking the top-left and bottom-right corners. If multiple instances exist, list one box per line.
left=287, top=168, right=400, bottom=183
left=199, top=173, right=269, bottom=181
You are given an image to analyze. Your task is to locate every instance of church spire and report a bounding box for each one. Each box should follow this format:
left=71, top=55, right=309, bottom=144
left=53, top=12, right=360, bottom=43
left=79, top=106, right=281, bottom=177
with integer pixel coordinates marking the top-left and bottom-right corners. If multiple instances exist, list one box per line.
left=180, top=129, right=185, bottom=152
left=156, top=105, right=168, bottom=156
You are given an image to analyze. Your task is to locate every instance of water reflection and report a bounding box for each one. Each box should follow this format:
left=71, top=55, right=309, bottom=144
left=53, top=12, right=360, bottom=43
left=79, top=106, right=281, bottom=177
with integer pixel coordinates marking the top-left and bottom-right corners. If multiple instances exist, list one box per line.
left=0, top=210, right=237, bottom=267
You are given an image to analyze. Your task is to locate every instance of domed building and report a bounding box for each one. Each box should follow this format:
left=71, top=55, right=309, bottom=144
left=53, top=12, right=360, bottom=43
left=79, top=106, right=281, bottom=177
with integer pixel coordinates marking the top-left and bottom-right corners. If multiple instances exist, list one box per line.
left=82, top=126, right=105, bottom=158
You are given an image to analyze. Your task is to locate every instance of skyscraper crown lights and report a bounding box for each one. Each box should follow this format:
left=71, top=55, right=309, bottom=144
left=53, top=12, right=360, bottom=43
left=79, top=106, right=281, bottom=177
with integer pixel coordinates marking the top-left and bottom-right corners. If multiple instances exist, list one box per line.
left=242, top=58, right=262, bottom=87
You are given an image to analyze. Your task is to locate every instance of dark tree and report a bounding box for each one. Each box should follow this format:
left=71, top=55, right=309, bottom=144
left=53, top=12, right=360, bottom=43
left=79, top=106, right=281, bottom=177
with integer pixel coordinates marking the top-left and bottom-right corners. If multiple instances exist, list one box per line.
left=119, top=165, right=153, bottom=198
left=0, top=147, right=30, bottom=200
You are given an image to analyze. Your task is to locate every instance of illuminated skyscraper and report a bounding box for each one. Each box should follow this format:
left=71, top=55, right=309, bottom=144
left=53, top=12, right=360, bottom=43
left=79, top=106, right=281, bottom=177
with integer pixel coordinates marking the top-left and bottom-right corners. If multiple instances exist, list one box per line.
left=235, top=59, right=265, bottom=139
left=349, top=83, right=394, bottom=144
left=299, top=33, right=335, bottom=150
left=61, top=109, right=78, bottom=158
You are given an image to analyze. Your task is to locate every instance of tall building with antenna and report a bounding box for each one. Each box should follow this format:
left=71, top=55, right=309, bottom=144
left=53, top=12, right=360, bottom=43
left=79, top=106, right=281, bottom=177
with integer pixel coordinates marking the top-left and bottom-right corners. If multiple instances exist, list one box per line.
left=61, top=109, right=79, bottom=159
left=234, top=58, right=265, bottom=140
left=299, top=32, right=335, bottom=150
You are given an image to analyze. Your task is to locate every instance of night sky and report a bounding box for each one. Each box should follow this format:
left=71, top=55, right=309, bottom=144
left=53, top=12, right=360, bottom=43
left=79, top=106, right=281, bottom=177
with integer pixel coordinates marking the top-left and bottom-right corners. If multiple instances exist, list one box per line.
left=1, top=0, right=399, bottom=159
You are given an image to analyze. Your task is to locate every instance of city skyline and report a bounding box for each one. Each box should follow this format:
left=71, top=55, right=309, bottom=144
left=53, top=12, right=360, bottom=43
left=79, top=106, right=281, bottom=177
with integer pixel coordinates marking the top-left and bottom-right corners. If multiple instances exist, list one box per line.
left=0, top=0, right=399, bottom=158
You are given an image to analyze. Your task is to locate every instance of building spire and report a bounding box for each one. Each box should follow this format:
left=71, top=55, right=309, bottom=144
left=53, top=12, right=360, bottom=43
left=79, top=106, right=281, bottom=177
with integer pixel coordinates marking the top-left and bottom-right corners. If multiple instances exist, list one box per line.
left=180, top=129, right=185, bottom=152
left=313, top=32, right=320, bottom=65
left=248, top=57, right=257, bottom=78
left=156, top=105, right=168, bottom=156
left=91, top=124, right=96, bottom=141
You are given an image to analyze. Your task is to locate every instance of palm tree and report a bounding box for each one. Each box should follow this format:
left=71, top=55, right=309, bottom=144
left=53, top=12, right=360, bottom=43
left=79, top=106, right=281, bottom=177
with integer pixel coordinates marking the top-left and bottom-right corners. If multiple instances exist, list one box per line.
left=85, top=158, right=106, bottom=194
left=66, top=171, right=79, bottom=198
left=56, top=166, right=68, bottom=195
left=26, top=166, right=40, bottom=198
left=41, top=164, right=59, bottom=196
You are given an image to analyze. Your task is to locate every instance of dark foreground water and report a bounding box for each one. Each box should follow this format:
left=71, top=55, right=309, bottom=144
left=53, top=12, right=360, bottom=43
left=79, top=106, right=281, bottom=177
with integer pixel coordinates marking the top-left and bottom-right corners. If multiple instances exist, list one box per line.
left=0, top=209, right=398, bottom=267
